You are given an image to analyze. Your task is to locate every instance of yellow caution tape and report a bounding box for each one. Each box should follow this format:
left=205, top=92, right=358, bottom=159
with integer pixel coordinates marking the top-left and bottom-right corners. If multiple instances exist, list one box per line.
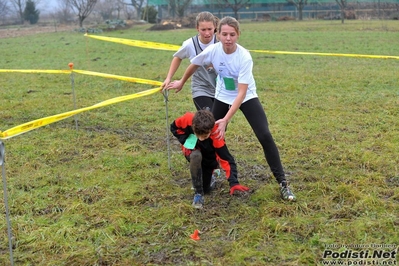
left=85, top=33, right=180, bottom=51
left=0, top=68, right=164, bottom=139
left=72, top=69, right=163, bottom=86
left=0, top=69, right=71, bottom=74
left=0, top=87, right=162, bottom=140
left=248, top=49, right=399, bottom=60
left=0, top=68, right=164, bottom=86
left=85, top=34, right=399, bottom=60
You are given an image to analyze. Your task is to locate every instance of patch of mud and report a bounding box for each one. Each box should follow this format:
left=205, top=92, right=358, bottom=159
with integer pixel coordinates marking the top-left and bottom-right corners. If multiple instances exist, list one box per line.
left=147, top=14, right=197, bottom=31
left=0, top=25, right=76, bottom=38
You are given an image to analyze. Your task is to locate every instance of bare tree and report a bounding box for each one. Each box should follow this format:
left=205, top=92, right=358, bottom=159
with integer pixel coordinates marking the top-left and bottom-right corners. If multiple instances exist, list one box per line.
left=94, top=0, right=117, bottom=20
left=335, top=0, right=347, bottom=23
left=176, top=0, right=192, bottom=18
left=167, top=0, right=192, bottom=18
left=93, top=0, right=126, bottom=20
left=216, top=0, right=251, bottom=19
left=9, top=0, right=26, bottom=24
left=119, top=0, right=135, bottom=20
left=113, top=0, right=125, bottom=19
left=53, top=0, right=74, bottom=23
left=0, top=0, right=10, bottom=18
left=68, top=0, right=98, bottom=27
left=287, top=0, right=307, bottom=20
left=125, top=0, right=145, bottom=20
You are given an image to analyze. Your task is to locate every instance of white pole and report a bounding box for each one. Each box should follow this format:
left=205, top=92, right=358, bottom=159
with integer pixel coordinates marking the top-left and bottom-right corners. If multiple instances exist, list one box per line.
left=69, top=63, right=79, bottom=131
left=163, top=91, right=171, bottom=169
left=1, top=141, right=14, bottom=266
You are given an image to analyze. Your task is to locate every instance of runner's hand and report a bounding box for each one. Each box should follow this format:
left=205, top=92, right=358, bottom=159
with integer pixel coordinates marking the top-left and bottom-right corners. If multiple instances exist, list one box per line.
left=215, top=119, right=228, bottom=139
left=161, top=78, right=171, bottom=92
left=166, top=80, right=184, bottom=93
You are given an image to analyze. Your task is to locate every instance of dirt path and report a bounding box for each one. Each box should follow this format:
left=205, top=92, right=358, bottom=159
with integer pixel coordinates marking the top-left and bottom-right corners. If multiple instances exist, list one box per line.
left=0, top=25, right=76, bottom=39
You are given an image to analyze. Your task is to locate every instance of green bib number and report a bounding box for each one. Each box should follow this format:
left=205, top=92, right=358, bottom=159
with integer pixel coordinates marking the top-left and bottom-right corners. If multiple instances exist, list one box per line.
left=223, top=77, right=236, bottom=91
left=183, top=134, right=197, bottom=149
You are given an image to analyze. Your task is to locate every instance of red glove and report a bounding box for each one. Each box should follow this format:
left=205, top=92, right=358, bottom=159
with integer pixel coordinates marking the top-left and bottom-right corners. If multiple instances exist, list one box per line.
left=230, top=184, right=250, bottom=195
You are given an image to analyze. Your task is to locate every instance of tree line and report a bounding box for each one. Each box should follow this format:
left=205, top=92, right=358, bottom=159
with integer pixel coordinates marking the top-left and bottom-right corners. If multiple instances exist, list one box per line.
left=1, top=0, right=398, bottom=27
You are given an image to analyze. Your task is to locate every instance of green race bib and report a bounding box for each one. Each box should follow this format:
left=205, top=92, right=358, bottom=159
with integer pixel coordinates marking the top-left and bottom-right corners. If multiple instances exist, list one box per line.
left=223, top=77, right=236, bottom=91
left=183, top=134, right=197, bottom=149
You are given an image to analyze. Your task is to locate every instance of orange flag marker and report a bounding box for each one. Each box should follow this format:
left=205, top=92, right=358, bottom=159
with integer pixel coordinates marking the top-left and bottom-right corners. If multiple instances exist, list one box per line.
left=190, top=229, right=200, bottom=241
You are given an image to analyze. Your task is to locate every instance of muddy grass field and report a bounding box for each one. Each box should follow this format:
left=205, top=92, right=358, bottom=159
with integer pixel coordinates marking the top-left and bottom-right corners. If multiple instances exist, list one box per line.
left=1, top=20, right=398, bottom=265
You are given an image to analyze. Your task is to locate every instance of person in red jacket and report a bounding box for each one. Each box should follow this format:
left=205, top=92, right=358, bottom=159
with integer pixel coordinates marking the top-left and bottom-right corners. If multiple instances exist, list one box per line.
left=170, top=109, right=249, bottom=208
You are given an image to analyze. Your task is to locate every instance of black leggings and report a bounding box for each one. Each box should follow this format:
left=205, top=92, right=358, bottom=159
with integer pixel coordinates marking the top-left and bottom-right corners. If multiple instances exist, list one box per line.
left=193, top=96, right=214, bottom=111
left=212, top=98, right=286, bottom=183
left=185, top=150, right=217, bottom=195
